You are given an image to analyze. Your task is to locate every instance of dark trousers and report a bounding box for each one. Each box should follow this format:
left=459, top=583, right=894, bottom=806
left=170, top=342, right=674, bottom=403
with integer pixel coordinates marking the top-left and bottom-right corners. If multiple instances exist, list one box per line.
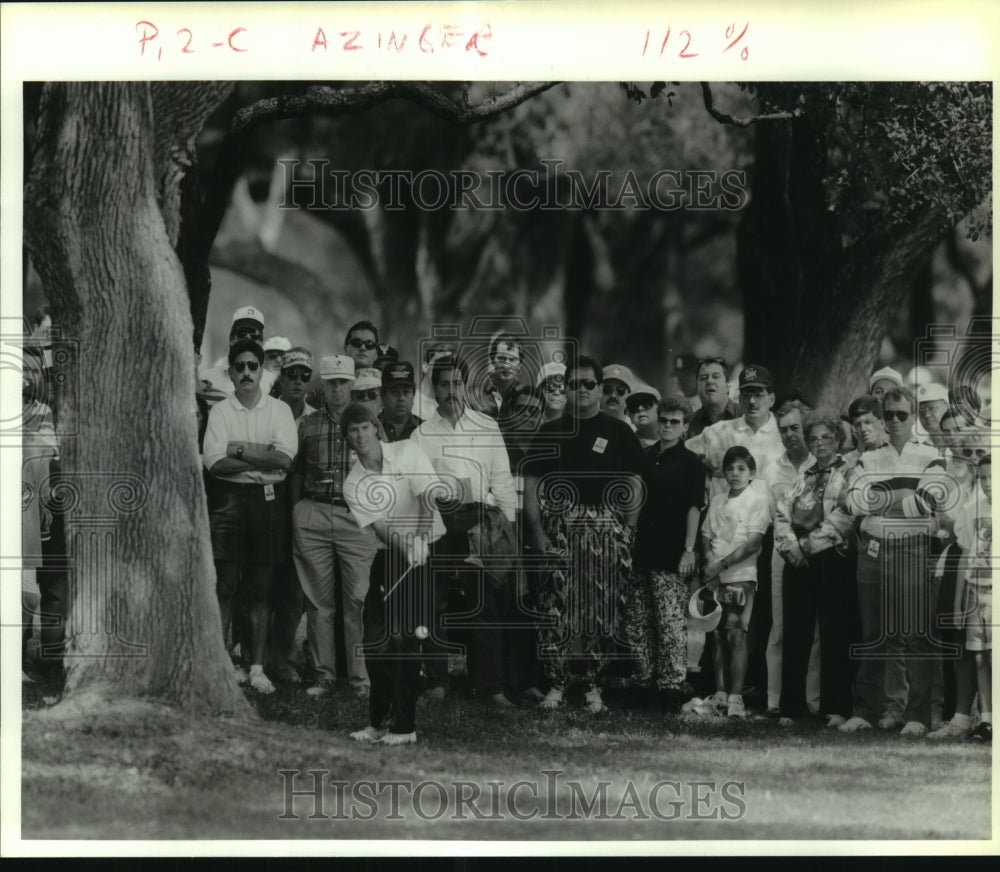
left=780, top=549, right=854, bottom=719
left=934, top=543, right=965, bottom=722
left=38, top=509, right=69, bottom=662
left=364, top=549, right=423, bottom=734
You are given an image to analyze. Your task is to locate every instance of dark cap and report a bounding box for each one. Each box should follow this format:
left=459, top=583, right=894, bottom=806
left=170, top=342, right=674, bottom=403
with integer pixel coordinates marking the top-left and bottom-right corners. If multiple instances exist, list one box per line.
left=738, top=364, right=774, bottom=391
left=382, top=360, right=416, bottom=389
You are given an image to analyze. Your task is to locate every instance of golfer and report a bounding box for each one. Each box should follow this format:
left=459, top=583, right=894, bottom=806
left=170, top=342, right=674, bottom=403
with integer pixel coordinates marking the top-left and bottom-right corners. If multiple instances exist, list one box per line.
left=341, top=403, right=445, bottom=746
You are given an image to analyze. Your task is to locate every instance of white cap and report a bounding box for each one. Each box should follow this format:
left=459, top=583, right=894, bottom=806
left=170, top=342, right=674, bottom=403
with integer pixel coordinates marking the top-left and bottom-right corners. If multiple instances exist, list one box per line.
left=626, top=383, right=662, bottom=408
left=319, top=354, right=355, bottom=380
left=602, top=364, right=636, bottom=391
left=536, top=361, right=567, bottom=386
left=868, top=366, right=903, bottom=391
left=906, top=365, right=935, bottom=388
left=352, top=367, right=382, bottom=391
left=917, top=382, right=948, bottom=404
left=688, top=586, right=722, bottom=633
left=263, top=336, right=291, bottom=353
left=231, top=305, right=264, bottom=327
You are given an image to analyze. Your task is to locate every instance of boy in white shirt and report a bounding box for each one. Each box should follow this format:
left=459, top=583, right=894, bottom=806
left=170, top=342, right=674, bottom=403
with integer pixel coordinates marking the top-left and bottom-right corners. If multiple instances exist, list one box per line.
left=701, top=446, right=771, bottom=718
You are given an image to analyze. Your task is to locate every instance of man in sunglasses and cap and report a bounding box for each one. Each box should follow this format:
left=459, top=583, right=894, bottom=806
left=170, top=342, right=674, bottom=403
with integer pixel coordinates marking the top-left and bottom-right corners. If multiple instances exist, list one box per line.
left=600, top=363, right=635, bottom=423
left=203, top=338, right=298, bottom=695
left=840, top=385, right=948, bottom=736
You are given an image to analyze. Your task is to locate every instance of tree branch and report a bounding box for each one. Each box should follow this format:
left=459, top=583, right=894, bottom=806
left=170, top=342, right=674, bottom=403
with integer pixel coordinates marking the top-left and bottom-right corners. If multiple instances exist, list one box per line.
left=700, top=82, right=799, bottom=127
left=232, top=81, right=560, bottom=132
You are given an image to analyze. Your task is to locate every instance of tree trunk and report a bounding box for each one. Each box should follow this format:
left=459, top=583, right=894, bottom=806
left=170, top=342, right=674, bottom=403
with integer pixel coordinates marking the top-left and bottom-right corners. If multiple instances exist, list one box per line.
left=24, top=82, right=247, bottom=715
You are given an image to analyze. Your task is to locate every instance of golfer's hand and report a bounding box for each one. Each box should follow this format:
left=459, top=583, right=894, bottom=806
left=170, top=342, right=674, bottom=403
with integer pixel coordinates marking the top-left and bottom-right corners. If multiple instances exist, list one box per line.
left=678, top=551, right=697, bottom=578
left=407, top=536, right=430, bottom=567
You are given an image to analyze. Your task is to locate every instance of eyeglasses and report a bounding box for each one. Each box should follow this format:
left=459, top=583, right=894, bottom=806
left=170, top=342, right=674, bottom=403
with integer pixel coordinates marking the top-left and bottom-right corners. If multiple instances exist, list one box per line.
left=602, top=384, right=629, bottom=397
left=233, top=360, right=260, bottom=373
left=352, top=389, right=380, bottom=402
left=232, top=326, right=262, bottom=340
left=657, top=416, right=685, bottom=426
left=961, top=447, right=988, bottom=459
left=808, top=433, right=836, bottom=445
left=348, top=338, right=377, bottom=351
left=883, top=410, right=910, bottom=422
left=567, top=378, right=598, bottom=391
left=283, top=368, right=312, bottom=383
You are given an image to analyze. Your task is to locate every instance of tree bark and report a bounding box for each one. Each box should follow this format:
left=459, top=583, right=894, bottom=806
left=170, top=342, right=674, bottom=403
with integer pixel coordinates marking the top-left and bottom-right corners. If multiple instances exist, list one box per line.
left=24, top=82, right=247, bottom=715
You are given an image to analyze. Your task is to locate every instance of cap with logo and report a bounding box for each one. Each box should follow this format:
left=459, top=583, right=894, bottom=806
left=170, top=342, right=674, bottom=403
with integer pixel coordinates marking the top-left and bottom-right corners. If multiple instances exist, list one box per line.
left=537, top=361, right=567, bottom=386
left=320, top=354, right=355, bottom=381
left=868, top=366, right=903, bottom=391
left=280, top=347, right=313, bottom=372
left=231, top=305, right=265, bottom=328
left=738, top=364, right=774, bottom=391
left=917, top=382, right=948, bottom=404
left=263, top=336, right=292, bottom=353
left=352, top=367, right=383, bottom=392
left=382, top=361, right=417, bottom=389
left=602, top=364, right=635, bottom=391
left=625, top=383, right=662, bottom=411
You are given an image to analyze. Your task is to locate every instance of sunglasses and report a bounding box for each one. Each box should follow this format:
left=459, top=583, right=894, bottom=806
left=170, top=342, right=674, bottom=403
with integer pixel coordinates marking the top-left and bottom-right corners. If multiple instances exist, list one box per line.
left=233, top=360, right=260, bottom=373
left=348, top=338, right=377, bottom=351
left=629, top=400, right=655, bottom=412
left=232, top=326, right=262, bottom=340
left=602, top=384, right=629, bottom=397
left=961, top=447, right=988, bottom=459
left=352, top=389, right=380, bottom=402
left=567, top=378, right=598, bottom=391
left=883, top=410, right=910, bottom=422
left=283, top=368, right=312, bottom=383
left=657, top=416, right=685, bottom=426
left=544, top=380, right=566, bottom=394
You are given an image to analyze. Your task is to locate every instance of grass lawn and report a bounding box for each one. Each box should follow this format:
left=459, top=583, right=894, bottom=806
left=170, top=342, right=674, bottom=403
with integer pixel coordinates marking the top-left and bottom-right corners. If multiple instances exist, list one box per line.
left=19, top=673, right=992, bottom=843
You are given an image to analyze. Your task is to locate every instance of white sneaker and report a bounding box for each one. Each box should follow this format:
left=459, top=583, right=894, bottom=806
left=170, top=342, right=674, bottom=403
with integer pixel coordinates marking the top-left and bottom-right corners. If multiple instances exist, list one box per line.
left=838, top=716, right=873, bottom=733
left=538, top=688, right=564, bottom=710
left=927, top=718, right=970, bottom=740
left=878, top=712, right=905, bottom=731
left=825, top=714, right=847, bottom=729
left=900, top=720, right=927, bottom=737
left=350, top=726, right=387, bottom=742
left=712, top=690, right=729, bottom=714
left=727, top=696, right=748, bottom=719
left=584, top=688, right=606, bottom=713
left=249, top=666, right=275, bottom=695
left=373, top=731, right=417, bottom=746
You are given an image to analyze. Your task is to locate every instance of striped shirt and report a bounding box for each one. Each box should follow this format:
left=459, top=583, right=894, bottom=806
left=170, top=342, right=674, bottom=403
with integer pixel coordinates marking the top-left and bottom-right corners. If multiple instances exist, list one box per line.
left=846, top=438, right=945, bottom=538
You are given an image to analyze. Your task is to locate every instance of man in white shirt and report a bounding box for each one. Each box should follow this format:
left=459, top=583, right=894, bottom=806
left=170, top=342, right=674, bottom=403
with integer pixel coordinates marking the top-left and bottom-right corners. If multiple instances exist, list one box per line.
left=203, top=339, right=298, bottom=694
left=411, top=355, right=518, bottom=706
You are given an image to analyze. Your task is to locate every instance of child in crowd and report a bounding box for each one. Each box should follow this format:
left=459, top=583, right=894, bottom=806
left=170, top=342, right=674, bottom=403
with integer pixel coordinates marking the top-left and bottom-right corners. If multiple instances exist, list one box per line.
left=701, top=446, right=770, bottom=718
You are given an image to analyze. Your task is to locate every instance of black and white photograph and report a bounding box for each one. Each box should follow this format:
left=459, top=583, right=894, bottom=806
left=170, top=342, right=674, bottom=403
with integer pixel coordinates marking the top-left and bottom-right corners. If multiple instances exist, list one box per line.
left=2, top=1, right=996, bottom=856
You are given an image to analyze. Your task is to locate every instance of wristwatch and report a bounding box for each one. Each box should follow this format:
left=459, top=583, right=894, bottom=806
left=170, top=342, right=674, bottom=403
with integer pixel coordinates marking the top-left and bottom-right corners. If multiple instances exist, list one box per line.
left=684, top=546, right=695, bottom=553
left=720, top=558, right=730, bottom=570
left=235, top=446, right=244, bottom=460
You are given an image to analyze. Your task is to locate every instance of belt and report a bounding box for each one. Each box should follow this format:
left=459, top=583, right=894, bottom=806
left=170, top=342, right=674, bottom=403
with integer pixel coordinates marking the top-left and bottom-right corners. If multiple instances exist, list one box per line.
left=307, top=494, right=350, bottom=509
left=215, top=478, right=283, bottom=489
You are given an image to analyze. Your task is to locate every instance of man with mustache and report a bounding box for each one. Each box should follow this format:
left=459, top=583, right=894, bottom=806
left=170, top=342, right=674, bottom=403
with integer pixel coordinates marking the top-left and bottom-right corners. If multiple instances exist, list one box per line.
left=599, top=363, right=634, bottom=423
left=203, top=338, right=298, bottom=694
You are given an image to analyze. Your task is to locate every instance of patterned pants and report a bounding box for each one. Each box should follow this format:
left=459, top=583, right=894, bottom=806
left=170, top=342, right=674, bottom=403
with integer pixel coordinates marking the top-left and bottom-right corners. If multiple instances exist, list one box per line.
left=623, top=570, right=688, bottom=691
left=536, top=504, right=633, bottom=690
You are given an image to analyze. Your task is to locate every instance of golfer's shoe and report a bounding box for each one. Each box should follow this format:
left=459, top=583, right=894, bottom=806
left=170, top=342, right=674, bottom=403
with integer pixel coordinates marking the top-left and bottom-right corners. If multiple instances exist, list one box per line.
left=726, top=696, right=748, bottom=719
left=350, top=726, right=387, bottom=742
left=754, top=707, right=781, bottom=722
left=838, top=716, right=873, bottom=733
left=584, top=688, right=606, bottom=714
left=538, top=688, right=565, bottom=710
left=249, top=667, right=275, bottom=695
left=878, top=712, right=905, bottom=731
left=825, top=714, right=847, bottom=729
left=927, top=718, right=970, bottom=740
left=900, top=720, right=927, bottom=737
left=373, top=731, right=417, bottom=746
left=969, top=722, right=992, bottom=742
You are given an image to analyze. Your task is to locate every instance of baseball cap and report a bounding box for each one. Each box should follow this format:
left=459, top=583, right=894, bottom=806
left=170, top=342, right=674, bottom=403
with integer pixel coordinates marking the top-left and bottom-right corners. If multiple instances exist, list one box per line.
left=382, top=361, right=417, bottom=389
left=280, top=347, right=313, bottom=372
left=374, top=344, right=399, bottom=367
left=688, top=586, right=722, bottom=633
left=868, top=366, right=903, bottom=391
left=353, top=367, right=382, bottom=392
left=536, top=361, right=567, bottom=386
left=231, top=305, right=264, bottom=328
left=602, top=364, right=635, bottom=391
left=738, top=364, right=774, bottom=391
left=319, top=354, right=355, bottom=380
left=625, top=383, right=662, bottom=411
left=917, top=382, right=948, bottom=404
left=263, top=336, right=292, bottom=353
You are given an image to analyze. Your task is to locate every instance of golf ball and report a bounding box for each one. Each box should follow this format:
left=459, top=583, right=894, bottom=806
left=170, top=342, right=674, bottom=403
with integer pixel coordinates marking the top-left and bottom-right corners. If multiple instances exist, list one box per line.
left=415, top=625, right=429, bottom=640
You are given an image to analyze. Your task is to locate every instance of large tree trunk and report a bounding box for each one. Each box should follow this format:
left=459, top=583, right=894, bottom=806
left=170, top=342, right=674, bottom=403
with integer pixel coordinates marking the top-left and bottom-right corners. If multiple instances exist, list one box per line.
left=24, top=82, right=247, bottom=714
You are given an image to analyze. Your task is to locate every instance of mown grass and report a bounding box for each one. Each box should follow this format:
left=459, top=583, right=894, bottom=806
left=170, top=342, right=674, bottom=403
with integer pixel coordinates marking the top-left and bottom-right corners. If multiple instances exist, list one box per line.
left=20, top=674, right=992, bottom=843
